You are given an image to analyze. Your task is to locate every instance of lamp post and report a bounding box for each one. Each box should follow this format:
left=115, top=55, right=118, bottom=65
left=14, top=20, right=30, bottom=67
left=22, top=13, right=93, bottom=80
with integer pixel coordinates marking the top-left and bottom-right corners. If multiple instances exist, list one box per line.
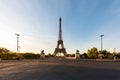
left=15, top=34, right=20, bottom=60
left=100, top=35, right=104, bottom=52
left=100, top=35, right=104, bottom=59
left=15, top=34, right=20, bottom=53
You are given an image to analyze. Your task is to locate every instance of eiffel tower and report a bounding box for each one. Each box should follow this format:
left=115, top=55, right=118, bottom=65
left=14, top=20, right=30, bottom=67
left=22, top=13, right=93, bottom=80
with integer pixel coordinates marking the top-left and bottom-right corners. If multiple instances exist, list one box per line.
left=54, top=17, right=67, bottom=56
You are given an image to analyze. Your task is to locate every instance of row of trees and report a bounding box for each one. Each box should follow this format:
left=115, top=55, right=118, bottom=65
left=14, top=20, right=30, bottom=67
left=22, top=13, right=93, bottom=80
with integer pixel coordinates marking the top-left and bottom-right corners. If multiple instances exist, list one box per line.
left=66, top=47, right=120, bottom=59
left=0, top=47, right=55, bottom=60
left=0, top=47, right=40, bottom=60
left=86, top=47, right=114, bottom=59
left=0, top=47, right=120, bottom=60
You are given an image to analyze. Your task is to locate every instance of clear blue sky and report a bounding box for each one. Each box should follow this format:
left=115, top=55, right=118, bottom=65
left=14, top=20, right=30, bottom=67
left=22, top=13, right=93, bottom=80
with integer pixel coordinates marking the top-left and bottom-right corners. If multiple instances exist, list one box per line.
left=0, top=0, right=120, bottom=54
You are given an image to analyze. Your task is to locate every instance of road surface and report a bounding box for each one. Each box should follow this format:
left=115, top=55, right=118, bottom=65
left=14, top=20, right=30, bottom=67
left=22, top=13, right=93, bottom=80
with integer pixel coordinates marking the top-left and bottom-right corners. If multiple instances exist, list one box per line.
left=0, top=59, right=120, bottom=80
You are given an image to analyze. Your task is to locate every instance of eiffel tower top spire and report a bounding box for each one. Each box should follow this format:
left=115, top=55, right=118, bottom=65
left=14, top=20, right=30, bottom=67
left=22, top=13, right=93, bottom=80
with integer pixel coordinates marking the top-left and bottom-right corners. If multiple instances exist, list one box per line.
left=58, top=17, right=62, bottom=40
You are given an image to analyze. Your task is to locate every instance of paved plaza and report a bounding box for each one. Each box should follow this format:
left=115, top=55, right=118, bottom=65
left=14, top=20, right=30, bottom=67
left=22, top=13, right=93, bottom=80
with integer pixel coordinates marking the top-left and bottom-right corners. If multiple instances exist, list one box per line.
left=0, top=59, right=120, bottom=80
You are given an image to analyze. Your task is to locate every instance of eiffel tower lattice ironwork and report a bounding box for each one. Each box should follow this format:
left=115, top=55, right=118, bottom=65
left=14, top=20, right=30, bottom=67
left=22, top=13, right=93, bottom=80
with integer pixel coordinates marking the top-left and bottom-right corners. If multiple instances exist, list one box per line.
left=54, top=17, right=67, bottom=56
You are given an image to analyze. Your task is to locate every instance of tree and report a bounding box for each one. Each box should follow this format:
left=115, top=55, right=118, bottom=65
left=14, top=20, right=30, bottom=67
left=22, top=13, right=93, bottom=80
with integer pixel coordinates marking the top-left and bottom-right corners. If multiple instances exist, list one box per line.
left=87, top=47, right=98, bottom=59
left=81, top=53, right=88, bottom=59
left=116, top=52, right=120, bottom=58
left=45, top=53, right=54, bottom=58
left=21, top=52, right=39, bottom=59
left=102, top=50, right=112, bottom=58
left=0, top=47, right=10, bottom=60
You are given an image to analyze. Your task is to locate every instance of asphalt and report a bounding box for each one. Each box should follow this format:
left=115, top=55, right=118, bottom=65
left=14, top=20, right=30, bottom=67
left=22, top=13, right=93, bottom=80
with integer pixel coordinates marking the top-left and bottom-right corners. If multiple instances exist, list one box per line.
left=0, top=59, right=120, bottom=80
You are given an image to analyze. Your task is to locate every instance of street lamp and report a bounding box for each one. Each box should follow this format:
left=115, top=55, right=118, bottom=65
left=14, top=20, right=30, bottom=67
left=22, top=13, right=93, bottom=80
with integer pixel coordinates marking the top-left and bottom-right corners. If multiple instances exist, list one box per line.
left=99, top=35, right=104, bottom=59
left=15, top=34, right=20, bottom=60
left=15, top=34, right=20, bottom=53
left=100, top=35, right=104, bottom=52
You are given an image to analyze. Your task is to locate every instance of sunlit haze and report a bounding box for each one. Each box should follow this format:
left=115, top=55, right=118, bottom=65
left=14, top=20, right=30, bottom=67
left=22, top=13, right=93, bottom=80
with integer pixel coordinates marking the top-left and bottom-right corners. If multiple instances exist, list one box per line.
left=0, top=0, right=120, bottom=54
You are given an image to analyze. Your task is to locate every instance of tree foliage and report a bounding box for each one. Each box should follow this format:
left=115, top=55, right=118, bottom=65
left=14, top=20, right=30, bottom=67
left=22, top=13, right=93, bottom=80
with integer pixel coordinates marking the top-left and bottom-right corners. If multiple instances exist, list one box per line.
left=87, top=47, right=98, bottom=59
left=102, top=50, right=113, bottom=58
left=45, top=53, right=54, bottom=58
left=1, top=47, right=120, bottom=60
left=0, top=47, right=19, bottom=60
left=81, top=53, right=88, bottom=59
left=66, top=54, right=75, bottom=57
left=21, top=53, right=40, bottom=59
